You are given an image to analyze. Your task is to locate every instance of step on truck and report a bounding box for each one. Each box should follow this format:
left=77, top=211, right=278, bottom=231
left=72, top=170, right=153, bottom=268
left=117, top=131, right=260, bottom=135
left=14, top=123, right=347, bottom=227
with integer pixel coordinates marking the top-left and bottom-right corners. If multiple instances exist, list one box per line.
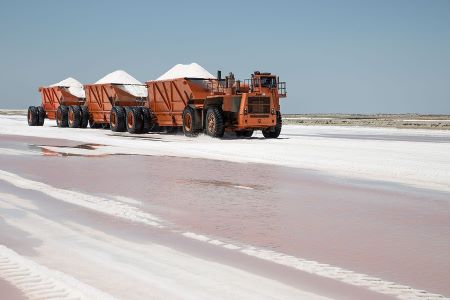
left=83, top=71, right=149, bottom=132
left=144, top=71, right=286, bottom=138
left=28, top=77, right=87, bottom=127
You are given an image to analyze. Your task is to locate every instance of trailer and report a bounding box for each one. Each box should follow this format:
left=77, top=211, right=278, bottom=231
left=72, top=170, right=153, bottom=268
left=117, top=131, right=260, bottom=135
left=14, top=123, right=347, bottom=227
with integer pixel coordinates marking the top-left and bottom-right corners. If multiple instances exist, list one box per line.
left=83, top=70, right=148, bottom=132
left=28, top=77, right=86, bottom=127
left=143, top=70, right=286, bottom=138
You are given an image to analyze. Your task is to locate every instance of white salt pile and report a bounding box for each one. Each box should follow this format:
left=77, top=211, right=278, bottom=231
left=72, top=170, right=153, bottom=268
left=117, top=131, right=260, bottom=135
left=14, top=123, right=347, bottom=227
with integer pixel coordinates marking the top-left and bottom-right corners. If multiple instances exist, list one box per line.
left=157, top=63, right=216, bottom=80
left=96, top=70, right=147, bottom=97
left=50, top=77, right=85, bottom=98
left=96, top=70, right=142, bottom=85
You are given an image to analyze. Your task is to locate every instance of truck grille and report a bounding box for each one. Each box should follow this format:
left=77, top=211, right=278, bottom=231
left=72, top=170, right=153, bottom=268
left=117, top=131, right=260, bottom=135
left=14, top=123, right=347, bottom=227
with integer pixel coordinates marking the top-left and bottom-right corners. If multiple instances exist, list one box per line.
left=247, top=97, right=270, bottom=114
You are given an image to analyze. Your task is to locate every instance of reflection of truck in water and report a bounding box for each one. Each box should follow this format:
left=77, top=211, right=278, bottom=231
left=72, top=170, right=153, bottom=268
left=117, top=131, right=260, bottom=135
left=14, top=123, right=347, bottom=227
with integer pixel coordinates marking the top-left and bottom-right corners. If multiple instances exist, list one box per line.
left=144, top=71, right=286, bottom=138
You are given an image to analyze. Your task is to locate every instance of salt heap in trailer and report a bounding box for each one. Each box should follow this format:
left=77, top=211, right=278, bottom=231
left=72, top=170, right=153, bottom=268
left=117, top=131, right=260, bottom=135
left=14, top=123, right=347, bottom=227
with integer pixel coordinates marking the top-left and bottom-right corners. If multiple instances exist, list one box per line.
left=84, top=70, right=149, bottom=132
left=157, top=62, right=216, bottom=80
left=28, top=77, right=86, bottom=127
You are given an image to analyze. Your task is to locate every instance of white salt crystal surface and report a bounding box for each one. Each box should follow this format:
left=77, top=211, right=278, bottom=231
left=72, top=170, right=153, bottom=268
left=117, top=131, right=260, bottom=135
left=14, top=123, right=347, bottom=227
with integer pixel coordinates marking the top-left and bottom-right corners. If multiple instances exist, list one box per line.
left=96, top=70, right=146, bottom=97
left=49, top=77, right=85, bottom=98
left=157, top=63, right=216, bottom=80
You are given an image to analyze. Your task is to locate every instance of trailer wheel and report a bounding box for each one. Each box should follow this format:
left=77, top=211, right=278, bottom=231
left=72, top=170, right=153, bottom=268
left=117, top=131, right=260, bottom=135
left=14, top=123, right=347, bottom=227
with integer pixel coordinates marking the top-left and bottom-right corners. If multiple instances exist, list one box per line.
left=182, top=106, right=199, bottom=137
left=205, top=107, right=225, bottom=138
left=68, top=105, right=82, bottom=128
left=262, top=111, right=282, bottom=138
left=125, top=106, right=143, bottom=134
left=110, top=106, right=126, bottom=132
left=80, top=106, right=89, bottom=128
left=56, top=105, right=69, bottom=127
left=37, top=106, right=45, bottom=126
left=140, top=107, right=155, bottom=133
left=27, top=106, right=39, bottom=126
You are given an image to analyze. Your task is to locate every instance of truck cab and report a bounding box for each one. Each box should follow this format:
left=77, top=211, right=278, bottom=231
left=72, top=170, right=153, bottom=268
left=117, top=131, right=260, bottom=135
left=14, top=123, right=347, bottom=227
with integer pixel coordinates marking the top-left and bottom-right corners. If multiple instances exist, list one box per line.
left=231, top=71, right=286, bottom=137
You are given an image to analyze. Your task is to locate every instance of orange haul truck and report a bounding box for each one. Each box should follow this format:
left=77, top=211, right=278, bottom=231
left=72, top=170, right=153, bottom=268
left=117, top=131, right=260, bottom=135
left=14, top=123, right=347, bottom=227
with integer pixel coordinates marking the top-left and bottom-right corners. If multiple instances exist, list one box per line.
left=142, top=71, right=286, bottom=138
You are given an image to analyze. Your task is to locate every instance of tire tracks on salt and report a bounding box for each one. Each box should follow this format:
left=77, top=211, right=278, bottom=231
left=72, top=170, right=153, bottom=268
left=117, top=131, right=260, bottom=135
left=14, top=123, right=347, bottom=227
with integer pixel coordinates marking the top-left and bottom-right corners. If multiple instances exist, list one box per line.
left=0, top=245, right=116, bottom=300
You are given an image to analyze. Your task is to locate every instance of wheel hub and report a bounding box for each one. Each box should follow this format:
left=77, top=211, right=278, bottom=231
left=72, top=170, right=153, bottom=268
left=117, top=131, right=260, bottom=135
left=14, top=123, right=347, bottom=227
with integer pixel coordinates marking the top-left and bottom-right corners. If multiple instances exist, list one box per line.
left=207, top=114, right=215, bottom=133
left=184, top=113, right=192, bottom=131
left=127, top=111, right=134, bottom=128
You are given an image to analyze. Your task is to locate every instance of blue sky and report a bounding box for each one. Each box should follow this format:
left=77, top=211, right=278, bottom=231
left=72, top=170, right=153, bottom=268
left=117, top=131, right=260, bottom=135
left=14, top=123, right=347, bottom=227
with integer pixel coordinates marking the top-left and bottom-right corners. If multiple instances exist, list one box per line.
left=0, top=0, right=449, bottom=113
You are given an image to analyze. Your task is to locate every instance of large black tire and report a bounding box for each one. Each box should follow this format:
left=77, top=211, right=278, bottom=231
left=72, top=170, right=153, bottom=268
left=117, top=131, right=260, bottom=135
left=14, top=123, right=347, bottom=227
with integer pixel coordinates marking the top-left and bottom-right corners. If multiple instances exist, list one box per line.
left=110, top=106, right=126, bottom=132
left=262, top=111, right=282, bottom=138
left=37, top=106, right=45, bottom=126
left=236, top=130, right=253, bottom=138
left=80, top=106, right=89, bottom=128
left=182, top=106, right=199, bottom=137
left=56, top=105, right=69, bottom=127
left=205, top=107, right=225, bottom=138
left=27, top=106, right=39, bottom=126
left=140, top=107, right=156, bottom=133
left=68, top=105, right=82, bottom=128
left=125, top=106, right=143, bottom=134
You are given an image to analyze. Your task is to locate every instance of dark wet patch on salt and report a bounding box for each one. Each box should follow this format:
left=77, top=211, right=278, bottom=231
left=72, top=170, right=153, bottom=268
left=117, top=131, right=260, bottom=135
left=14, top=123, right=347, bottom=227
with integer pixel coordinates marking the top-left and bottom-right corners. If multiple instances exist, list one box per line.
left=36, top=143, right=105, bottom=150
left=179, top=179, right=265, bottom=191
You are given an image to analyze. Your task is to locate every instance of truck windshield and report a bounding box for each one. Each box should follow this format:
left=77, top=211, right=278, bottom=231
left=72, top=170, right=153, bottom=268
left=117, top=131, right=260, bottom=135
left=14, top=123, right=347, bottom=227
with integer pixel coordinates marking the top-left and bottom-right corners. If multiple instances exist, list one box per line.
left=260, top=77, right=276, bottom=88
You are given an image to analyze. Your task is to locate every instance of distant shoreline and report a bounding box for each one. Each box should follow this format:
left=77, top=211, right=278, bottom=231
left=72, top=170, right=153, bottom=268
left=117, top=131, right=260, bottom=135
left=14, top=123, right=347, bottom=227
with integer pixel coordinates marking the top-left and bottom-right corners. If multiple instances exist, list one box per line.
left=283, top=113, right=450, bottom=130
left=2, top=109, right=449, bottom=130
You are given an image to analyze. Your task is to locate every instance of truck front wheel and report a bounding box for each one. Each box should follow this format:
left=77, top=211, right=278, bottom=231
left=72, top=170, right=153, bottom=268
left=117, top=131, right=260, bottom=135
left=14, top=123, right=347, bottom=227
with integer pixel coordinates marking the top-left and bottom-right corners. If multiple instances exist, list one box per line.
left=205, top=107, right=225, bottom=138
left=262, top=111, right=282, bottom=138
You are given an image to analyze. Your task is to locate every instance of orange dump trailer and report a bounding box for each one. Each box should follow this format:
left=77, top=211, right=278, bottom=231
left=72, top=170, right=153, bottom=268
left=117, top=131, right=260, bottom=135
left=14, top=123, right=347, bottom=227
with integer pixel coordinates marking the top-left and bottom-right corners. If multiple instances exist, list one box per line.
left=83, top=83, right=148, bottom=132
left=144, top=71, right=286, bottom=138
left=28, top=79, right=86, bottom=127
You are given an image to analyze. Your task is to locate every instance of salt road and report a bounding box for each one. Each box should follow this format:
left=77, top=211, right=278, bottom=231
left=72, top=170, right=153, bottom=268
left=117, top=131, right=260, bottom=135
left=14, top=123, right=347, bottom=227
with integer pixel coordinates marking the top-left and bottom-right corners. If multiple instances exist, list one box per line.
left=0, top=114, right=449, bottom=300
